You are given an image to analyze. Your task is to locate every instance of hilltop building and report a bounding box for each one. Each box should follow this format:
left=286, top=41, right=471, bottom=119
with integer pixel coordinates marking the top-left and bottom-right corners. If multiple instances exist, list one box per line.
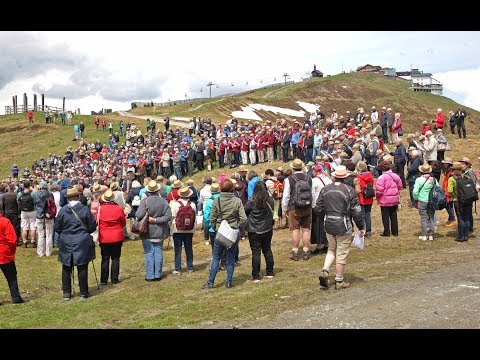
left=311, top=64, right=323, bottom=78
left=396, top=68, right=443, bottom=95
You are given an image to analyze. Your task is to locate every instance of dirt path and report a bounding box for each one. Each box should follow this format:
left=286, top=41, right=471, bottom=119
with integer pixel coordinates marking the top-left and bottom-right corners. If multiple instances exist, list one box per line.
left=188, top=98, right=225, bottom=112
left=117, top=111, right=188, bottom=128
left=198, top=256, right=480, bottom=329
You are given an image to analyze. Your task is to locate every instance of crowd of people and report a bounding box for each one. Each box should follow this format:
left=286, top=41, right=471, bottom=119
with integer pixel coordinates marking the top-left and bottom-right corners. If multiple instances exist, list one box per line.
left=1, top=104, right=479, bottom=304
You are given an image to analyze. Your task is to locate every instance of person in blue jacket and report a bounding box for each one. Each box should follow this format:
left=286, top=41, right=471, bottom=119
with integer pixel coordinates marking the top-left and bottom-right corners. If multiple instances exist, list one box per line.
left=55, top=187, right=97, bottom=300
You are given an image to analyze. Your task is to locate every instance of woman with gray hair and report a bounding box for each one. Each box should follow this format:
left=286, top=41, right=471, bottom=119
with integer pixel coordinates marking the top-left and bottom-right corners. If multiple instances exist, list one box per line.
left=353, top=161, right=374, bottom=237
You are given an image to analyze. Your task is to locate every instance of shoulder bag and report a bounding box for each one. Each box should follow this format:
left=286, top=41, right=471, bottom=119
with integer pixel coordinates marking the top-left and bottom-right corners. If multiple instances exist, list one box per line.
left=131, top=197, right=149, bottom=234
left=214, top=198, right=239, bottom=249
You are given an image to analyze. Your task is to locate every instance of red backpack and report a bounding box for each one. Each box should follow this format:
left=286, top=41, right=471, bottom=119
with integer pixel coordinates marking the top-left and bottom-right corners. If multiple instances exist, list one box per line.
left=45, top=194, right=57, bottom=219
left=273, top=180, right=284, bottom=200
left=175, top=200, right=195, bottom=230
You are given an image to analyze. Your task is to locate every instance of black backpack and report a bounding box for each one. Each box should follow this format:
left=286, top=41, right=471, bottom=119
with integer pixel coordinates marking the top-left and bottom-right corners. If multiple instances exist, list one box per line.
left=362, top=142, right=371, bottom=160
left=362, top=183, right=375, bottom=199
left=428, top=182, right=447, bottom=211
left=19, top=191, right=35, bottom=212
left=456, top=176, right=479, bottom=205
left=292, top=174, right=312, bottom=208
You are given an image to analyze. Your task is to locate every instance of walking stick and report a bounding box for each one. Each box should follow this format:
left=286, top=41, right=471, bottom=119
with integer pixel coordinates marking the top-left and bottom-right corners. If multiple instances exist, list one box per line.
left=91, top=260, right=100, bottom=290
left=71, top=262, right=75, bottom=296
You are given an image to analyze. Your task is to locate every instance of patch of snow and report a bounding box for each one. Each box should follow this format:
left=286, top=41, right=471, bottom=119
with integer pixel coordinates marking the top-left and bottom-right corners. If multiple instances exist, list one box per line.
left=459, top=284, right=480, bottom=289
left=231, top=106, right=263, bottom=121
left=296, top=101, right=320, bottom=113
left=249, top=103, right=305, bottom=118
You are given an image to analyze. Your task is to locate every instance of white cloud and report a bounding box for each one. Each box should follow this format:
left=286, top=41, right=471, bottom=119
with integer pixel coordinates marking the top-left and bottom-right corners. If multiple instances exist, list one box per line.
left=434, top=67, right=480, bottom=111
left=2, top=31, right=480, bottom=114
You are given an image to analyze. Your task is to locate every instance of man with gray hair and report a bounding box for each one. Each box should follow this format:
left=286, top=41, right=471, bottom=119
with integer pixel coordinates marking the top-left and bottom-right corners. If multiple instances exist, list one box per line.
left=17, top=180, right=36, bottom=248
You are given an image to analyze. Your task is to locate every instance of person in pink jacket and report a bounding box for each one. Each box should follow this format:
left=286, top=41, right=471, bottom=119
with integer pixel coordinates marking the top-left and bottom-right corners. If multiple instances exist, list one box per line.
left=391, top=112, right=403, bottom=143
left=375, top=161, right=403, bottom=237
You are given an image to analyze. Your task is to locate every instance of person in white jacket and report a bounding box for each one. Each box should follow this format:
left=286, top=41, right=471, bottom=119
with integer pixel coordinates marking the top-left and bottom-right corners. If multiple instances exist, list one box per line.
left=423, top=130, right=438, bottom=165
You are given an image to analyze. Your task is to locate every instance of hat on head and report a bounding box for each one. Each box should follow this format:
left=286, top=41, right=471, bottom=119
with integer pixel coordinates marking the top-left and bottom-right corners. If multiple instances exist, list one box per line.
left=230, top=179, right=237, bottom=187
left=331, top=165, right=348, bottom=179
left=437, top=108, right=442, bottom=112
left=306, top=161, right=315, bottom=167
left=407, top=146, right=417, bottom=151
left=459, top=157, right=471, bottom=165
left=178, top=186, right=193, bottom=198
left=65, top=187, right=80, bottom=198
left=92, top=183, right=102, bottom=193
left=290, top=158, right=304, bottom=170
left=132, top=180, right=141, bottom=188
left=441, top=157, right=453, bottom=165
left=406, top=133, right=415, bottom=139
left=451, top=162, right=462, bottom=170
left=422, top=120, right=428, bottom=125
left=101, top=189, right=117, bottom=202
left=418, top=163, right=432, bottom=173
left=352, top=143, right=360, bottom=149
left=340, top=151, right=349, bottom=157
left=315, top=155, right=322, bottom=161
left=146, top=180, right=161, bottom=192
left=238, top=165, right=248, bottom=173
left=110, top=182, right=119, bottom=191
left=210, top=183, right=220, bottom=193
left=156, top=175, right=164, bottom=181
left=186, top=179, right=194, bottom=186
left=437, top=128, right=443, bottom=132
left=173, top=180, right=183, bottom=189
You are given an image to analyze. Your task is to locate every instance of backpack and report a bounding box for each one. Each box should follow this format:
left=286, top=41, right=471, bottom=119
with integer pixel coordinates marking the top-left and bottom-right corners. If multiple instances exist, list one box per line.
left=428, top=181, right=447, bottom=211
left=456, top=176, right=479, bottom=205
left=362, top=142, right=371, bottom=159
left=362, top=183, right=375, bottom=199
left=273, top=181, right=284, bottom=200
left=175, top=200, right=195, bottom=230
left=19, top=192, right=34, bottom=212
left=292, top=174, right=312, bottom=208
left=45, top=194, right=57, bottom=219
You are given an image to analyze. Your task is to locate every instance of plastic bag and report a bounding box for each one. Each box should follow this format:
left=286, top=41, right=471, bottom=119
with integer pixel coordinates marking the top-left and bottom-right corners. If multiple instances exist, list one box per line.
left=352, top=231, right=365, bottom=250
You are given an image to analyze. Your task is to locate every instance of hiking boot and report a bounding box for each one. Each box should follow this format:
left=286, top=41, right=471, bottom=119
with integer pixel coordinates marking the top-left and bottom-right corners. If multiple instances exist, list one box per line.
left=334, top=280, right=350, bottom=290
left=172, top=270, right=181, bottom=275
left=79, top=293, right=89, bottom=300
left=289, top=251, right=300, bottom=261
left=63, top=293, right=71, bottom=301
left=319, top=270, right=329, bottom=288
left=251, top=277, right=261, bottom=283
left=303, top=250, right=311, bottom=261
left=225, top=282, right=233, bottom=288
left=202, top=283, right=214, bottom=290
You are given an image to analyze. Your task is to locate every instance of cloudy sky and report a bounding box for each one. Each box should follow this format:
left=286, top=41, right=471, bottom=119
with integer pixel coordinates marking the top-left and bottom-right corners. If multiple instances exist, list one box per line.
left=0, top=31, right=479, bottom=114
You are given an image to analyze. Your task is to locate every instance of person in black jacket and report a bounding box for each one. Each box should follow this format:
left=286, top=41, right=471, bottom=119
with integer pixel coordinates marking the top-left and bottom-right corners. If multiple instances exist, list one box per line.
left=315, top=165, right=365, bottom=290
left=391, top=139, right=407, bottom=188
left=406, top=149, right=422, bottom=208
left=244, top=181, right=274, bottom=282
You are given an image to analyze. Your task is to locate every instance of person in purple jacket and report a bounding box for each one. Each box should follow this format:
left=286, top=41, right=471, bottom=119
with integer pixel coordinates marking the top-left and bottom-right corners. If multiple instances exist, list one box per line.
left=375, top=161, right=403, bottom=237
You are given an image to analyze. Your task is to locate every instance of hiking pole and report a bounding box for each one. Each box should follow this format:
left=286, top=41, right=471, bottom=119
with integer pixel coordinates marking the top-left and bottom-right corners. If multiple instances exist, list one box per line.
left=91, top=260, right=100, bottom=290
left=71, top=264, right=75, bottom=296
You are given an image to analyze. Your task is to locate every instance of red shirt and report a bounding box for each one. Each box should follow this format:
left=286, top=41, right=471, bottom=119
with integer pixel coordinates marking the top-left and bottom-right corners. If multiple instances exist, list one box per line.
left=421, top=125, right=431, bottom=136
left=0, top=214, right=17, bottom=264
left=168, top=188, right=180, bottom=202
left=241, top=138, right=250, bottom=152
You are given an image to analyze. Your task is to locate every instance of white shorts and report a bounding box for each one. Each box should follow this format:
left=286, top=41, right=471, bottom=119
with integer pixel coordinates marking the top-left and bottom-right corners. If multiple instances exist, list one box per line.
left=21, top=211, right=37, bottom=231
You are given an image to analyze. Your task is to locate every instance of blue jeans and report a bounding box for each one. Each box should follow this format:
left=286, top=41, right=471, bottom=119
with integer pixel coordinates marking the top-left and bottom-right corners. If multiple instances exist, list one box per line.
left=360, top=204, right=372, bottom=234
left=446, top=201, right=455, bottom=222
left=207, top=236, right=239, bottom=286
left=173, top=233, right=194, bottom=271
left=142, top=239, right=163, bottom=280
left=174, top=166, right=182, bottom=180
left=313, top=146, right=321, bottom=160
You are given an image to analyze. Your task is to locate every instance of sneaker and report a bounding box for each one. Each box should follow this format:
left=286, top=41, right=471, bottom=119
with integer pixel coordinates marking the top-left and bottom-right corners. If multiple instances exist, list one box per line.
left=264, top=275, right=274, bottom=279
left=289, top=251, right=300, bottom=261
left=79, top=293, right=89, bottom=300
left=428, top=235, right=434, bottom=241
left=202, top=283, right=214, bottom=290
left=251, top=277, right=261, bottom=283
left=225, top=282, right=233, bottom=288
left=334, top=280, right=350, bottom=290
left=100, top=282, right=108, bottom=286
left=63, top=296, right=71, bottom=301
left=418, top=236, right=427, bottom=241
left=172, top=270, right=181, bottom=275
left=303, top=250, right=311, bottom=261
left=319, top=270, right=329, bottom=288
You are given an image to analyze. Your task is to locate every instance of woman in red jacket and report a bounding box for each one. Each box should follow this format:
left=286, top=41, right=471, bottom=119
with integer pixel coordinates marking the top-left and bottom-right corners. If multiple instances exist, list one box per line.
left=0, top=214, right=28, bottom=304
left=96, top=189, right=126, bottom=285
left=354, top=161, right=375, bottom=237
left=435, top=108, right=445, bottom=130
